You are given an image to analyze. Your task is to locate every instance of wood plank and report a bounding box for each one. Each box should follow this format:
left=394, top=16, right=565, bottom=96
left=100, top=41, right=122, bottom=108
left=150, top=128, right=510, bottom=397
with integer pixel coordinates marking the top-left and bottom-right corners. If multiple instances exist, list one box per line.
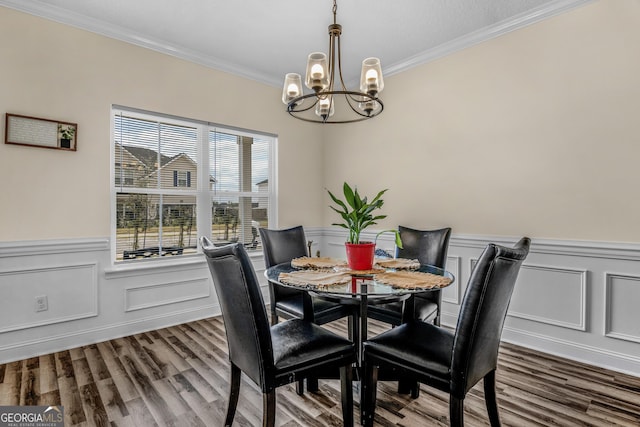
left=2, top=361, right=22, bottom=405
left=39, top=353, right=59, bottom=395
left=55, top=350, right=87, bottom=425
left=94, top=377, right=129, bottom=420
left=79, top=382, right=110, bottom=427
left=83, top=344, right=112, bottom=382
left=119, top=352, right=178, bottom=426
left=0, top=317, right=638, bottom=426
left=19, top=366, right=39, bottom=406
left=96, top=341, right=139, bottom=402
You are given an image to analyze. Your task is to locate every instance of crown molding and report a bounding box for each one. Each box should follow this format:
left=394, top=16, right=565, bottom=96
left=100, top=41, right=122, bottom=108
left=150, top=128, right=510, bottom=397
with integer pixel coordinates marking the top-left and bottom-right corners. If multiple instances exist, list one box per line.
left=383, top=0, right=596, bottom=78
left=0, top=0, right=274, bottom=86
left=0, top=0, right=596, bottom=87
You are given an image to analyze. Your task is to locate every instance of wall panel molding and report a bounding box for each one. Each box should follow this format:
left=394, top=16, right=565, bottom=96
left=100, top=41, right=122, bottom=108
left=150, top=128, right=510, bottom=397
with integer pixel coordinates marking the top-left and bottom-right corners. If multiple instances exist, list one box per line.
left=0, top=262, right=98, bottom=333
left=0, top=238, right=109, bottom=258
left=442, top=255, right=461, bottom=304
left=125, top=277, right=211, bottom=312
left=604, top=273, right=640, bottom=343
left=450, top=234, right=640, bottom=261
left=508, top=264, right=587, bottom=331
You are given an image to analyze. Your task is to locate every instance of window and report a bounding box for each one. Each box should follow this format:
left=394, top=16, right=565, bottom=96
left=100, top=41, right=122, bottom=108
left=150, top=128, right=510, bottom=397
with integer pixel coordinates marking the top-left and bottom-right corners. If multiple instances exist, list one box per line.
left=174, top=171, right=191, bottom=187
left=112, top=107, right=274, bottom=263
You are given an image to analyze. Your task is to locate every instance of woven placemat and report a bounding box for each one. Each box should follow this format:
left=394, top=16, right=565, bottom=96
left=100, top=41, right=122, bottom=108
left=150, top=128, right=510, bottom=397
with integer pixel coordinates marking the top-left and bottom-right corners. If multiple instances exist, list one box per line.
left=291, top=257, right=347, bottom=269
left=375, top=258, right=420, bottom=270
left=334, top=266, right=386, bottom=275
left=279, top=270, right=351, bottom=287
left=374, top=271, right=452, bottom=289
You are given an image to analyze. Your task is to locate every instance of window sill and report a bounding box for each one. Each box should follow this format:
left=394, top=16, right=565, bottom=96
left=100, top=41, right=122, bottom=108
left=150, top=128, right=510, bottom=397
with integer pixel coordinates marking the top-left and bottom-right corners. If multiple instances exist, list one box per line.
left=105, top=250, right=264, bottom=280
left=105, top=254, right=206, bottom=279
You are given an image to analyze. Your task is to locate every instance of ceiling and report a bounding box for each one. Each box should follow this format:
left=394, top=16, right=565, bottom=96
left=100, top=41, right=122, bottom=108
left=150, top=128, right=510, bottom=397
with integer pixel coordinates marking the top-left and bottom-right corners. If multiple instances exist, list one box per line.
left=2, top=0, right=591, bottom=88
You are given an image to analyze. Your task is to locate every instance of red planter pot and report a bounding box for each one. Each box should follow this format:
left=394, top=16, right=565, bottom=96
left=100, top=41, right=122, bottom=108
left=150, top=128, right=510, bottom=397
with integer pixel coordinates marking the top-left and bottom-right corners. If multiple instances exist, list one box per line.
left=345, top=242, right=376, bottom=270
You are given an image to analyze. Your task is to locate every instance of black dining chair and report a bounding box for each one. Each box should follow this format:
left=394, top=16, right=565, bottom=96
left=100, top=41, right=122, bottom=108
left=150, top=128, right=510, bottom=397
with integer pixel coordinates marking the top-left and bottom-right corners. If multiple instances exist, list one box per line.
left=368, top=226, right=452, bottom=326
left=361, top=237, right=531, bottom=427
left=201, top=238, right=356, bottom=427
left=259, top=226, right=352, bottom=326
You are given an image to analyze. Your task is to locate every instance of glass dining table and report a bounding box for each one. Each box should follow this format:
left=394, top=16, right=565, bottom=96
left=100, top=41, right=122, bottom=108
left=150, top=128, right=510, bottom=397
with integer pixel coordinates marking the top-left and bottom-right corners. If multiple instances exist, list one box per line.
left=264, top=257, right=455, bottom=367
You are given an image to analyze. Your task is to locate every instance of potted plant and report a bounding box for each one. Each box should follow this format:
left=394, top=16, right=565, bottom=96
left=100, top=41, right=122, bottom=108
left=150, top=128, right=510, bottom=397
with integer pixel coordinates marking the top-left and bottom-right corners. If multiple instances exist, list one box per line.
left=327, top=182, right=402, bottom=270
left=58, top=124, right=75, bottom=149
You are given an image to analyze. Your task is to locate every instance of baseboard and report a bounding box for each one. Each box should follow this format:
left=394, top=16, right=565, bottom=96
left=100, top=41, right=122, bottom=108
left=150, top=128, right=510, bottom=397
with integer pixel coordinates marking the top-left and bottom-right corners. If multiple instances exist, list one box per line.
left=0, top=304, right=220, bottom=364
left=501, top=326, right=640, bottom=377
left=440, top=312, right=640, bottom=377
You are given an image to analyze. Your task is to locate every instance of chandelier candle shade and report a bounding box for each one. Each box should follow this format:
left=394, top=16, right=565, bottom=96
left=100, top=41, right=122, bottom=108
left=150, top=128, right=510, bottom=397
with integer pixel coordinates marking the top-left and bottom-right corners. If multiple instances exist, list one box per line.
left=282, top=0, right=384, bottom=123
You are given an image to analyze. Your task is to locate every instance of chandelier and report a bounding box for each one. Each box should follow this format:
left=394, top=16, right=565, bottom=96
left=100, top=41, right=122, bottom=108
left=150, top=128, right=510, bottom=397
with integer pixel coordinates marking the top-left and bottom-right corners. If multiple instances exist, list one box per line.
left=281, top=0, right=384, bottom=124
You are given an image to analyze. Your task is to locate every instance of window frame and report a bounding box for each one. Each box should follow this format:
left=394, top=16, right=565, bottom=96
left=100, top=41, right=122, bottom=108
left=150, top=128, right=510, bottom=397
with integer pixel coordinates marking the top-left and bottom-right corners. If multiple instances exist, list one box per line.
left=110, top=106, right=277, bottom=265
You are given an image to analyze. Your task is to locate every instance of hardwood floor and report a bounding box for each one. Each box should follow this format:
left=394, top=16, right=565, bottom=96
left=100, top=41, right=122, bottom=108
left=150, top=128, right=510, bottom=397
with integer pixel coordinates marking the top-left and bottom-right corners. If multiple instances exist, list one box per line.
left=1, top=317, right=639, bottom=426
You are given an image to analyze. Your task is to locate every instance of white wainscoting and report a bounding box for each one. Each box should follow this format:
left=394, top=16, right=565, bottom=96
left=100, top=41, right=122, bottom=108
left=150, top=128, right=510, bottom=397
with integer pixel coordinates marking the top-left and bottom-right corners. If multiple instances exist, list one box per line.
left=2, top=231, right=640, bottom=378
left=0, top=262, right=98, bottom=333
left=320, top=228, right=640, bottom=377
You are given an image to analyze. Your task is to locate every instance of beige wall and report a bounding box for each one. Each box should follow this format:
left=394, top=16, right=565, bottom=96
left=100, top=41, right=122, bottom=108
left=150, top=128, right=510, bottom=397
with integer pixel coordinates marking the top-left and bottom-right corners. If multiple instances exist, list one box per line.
left=324, top=0, right=640, bottom=242
left=2, top=0, right=639, bottom=243
left=0, top=7, right=325, bottom=241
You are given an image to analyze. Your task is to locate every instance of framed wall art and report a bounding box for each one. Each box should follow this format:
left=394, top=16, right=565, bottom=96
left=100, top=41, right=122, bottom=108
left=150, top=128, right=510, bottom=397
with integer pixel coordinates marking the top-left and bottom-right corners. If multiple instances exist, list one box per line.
left=5, top=113, right=77, bottom=151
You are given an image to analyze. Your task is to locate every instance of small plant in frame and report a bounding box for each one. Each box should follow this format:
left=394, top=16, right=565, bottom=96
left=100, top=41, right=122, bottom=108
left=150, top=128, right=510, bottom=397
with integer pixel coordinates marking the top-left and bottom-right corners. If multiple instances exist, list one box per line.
left=58, top=124, right=76, bottom=148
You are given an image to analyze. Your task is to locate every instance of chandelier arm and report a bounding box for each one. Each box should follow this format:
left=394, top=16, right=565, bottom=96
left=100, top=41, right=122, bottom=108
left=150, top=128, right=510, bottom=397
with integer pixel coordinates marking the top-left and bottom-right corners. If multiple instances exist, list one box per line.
left=288, top=91, right=383, bottom=123
left=344, top=91, right=373, bottom=104
left=287, top=96, right=318, bottom=114
left=342, top=93, right=370, bottom=118
left=336, top=33, right=348, bottom=91
left=328, top=33, right=335, bottom=93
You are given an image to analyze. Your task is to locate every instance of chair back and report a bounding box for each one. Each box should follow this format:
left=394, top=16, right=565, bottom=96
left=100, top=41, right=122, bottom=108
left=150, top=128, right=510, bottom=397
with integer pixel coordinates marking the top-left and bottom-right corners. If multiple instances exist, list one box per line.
left=201, top=238, right=275, bottom=388
left=259, top=226, right=309, bottom=268
left=450, top=237, right=530, bottom=398
left=396, top=226, right=452, bottom=269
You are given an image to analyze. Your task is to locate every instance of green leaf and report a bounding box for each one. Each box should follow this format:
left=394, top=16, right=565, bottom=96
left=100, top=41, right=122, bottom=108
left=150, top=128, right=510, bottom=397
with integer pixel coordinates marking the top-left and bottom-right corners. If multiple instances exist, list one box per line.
left=343, top=182, right=356, bottom=209
left=374, top=229, right=404, bottom=249
left=370, top=189, right=388, bottom=204
left=327, top=182, right=392, bottom=244
left=328, top=190, right=348, bottom=212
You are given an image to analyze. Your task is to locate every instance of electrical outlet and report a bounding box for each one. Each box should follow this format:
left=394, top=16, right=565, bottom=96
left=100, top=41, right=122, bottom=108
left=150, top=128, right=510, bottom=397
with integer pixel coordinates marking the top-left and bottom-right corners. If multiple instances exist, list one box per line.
left=35, top=295, right=48, bottom=312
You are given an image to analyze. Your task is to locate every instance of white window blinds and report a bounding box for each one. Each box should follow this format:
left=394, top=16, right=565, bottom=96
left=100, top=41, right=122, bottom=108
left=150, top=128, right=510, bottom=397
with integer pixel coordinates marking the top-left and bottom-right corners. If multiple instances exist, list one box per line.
left=112, top=108, right=274, bottom=262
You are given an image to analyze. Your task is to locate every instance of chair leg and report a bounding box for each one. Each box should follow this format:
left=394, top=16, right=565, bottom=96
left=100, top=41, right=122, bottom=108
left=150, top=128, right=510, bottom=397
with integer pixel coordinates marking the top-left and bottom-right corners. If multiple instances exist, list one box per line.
left=348, top=313, right=359, bottom=345
left=295, top=379, right=304, bottom=396
left=484, top=370, right=501, bottom=427
left=262, top=390, right=276, bottom=427
left=307, top=377, right=319, bottom=392
left=410, top=382, right=420, bottom=399
left=340, top=365, right=354, bottom=427
left=397, top=375, right=419, bottom=398
left=397, top=378, right=410, bottom=395
left=224, top=364, right=241, bottom=427
left=361, top=363, right=378, bottom=427
left=450, top=396, right=464, bottom=427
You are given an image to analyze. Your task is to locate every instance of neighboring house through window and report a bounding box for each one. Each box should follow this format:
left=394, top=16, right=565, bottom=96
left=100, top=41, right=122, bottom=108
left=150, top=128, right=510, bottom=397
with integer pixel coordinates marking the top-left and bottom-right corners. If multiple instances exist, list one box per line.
left=112, top=107, right=275, bottom=262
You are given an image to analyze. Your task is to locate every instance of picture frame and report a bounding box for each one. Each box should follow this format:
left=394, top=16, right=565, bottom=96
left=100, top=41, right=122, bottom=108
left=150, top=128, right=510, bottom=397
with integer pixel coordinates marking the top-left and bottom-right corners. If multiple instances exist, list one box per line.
left=4, top=113, right=77, bottom=151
